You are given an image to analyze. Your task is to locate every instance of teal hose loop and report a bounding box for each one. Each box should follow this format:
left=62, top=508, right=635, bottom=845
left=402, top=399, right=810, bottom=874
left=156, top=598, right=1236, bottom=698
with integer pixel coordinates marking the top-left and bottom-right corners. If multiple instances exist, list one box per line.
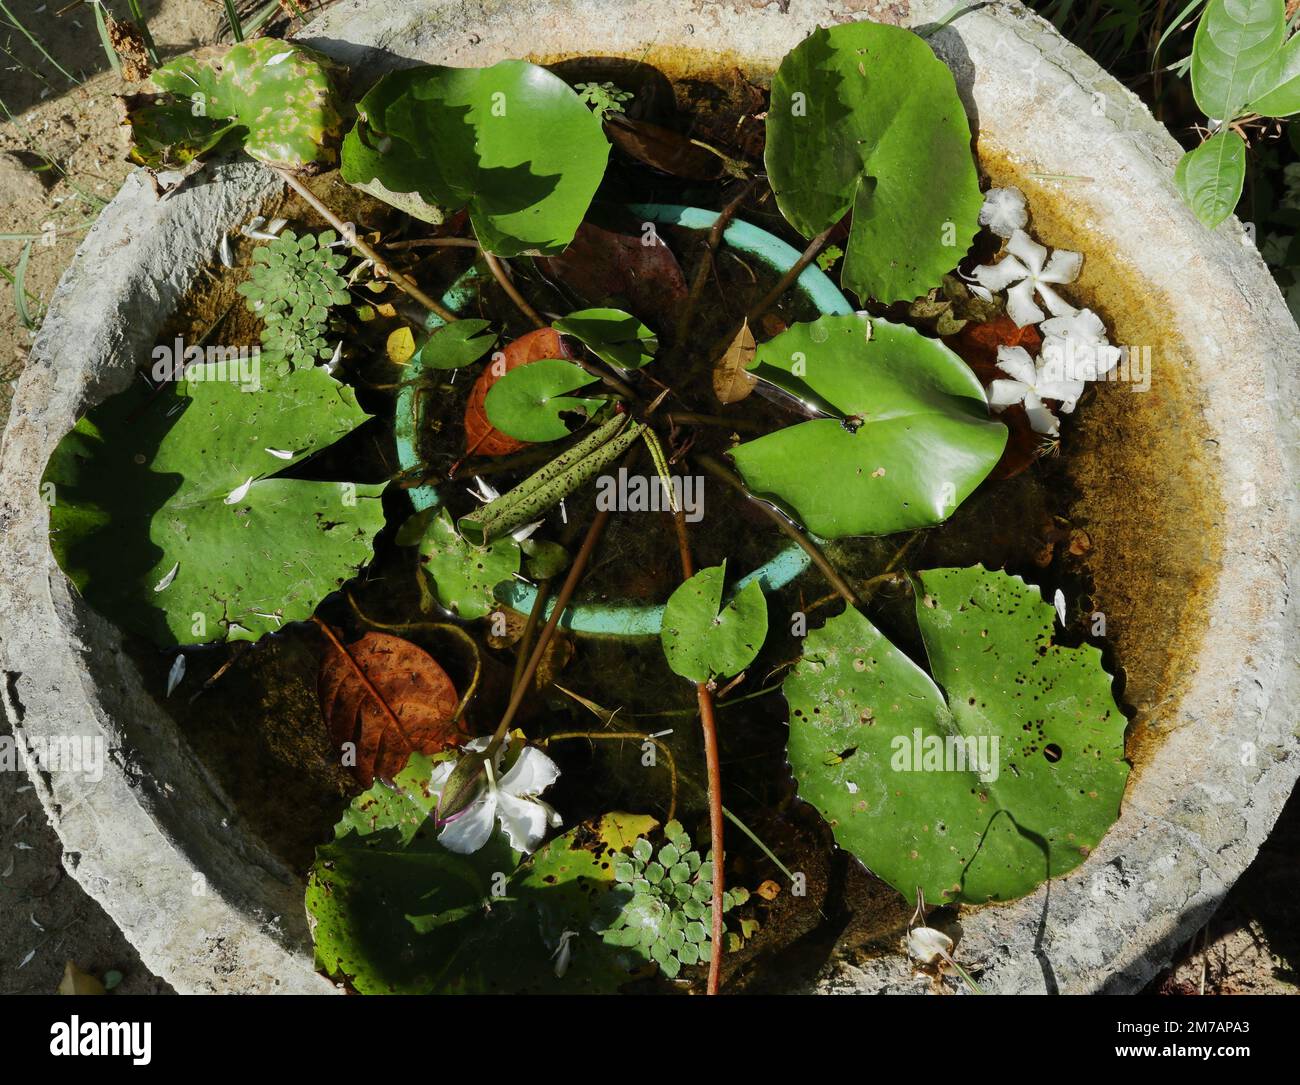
left=393, top=206, right=852, bottom=635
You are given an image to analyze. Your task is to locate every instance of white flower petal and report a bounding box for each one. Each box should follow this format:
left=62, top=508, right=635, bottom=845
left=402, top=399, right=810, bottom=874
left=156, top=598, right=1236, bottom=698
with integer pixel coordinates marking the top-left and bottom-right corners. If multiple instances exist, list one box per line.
left=1005, top=280, right=1045, bottom=327
left=224, top=476, right=254, bottom=505
left=1005, top=229, right=1048, bottom=275
left=166, top=654, right=186, bottom=697
left=995, top=345, right=1038, bottom=385
left=971, top=255, right=1028, bottom=293
left=987, top=379, right=1029, bottom=410
left=495, top=789, right=551, bottom=854
left=907, top=926, right=954, bottom=965
left=154, top=562, right=179, bottom=592
left=1036, top=283, right=1078, bottom=318
left=978, top=186, right=1028, bottom=238
left=1039, top=248, right=1083, bottom=285
left=498, top=746, right=561, bottom=799
left=1023, top=391, right=1060, bottom=436
left=438, top=794, right=497, bottom=854
left=1036, top=378, right=1085, bottom=410
left=428, top=759, right=456, bottom=796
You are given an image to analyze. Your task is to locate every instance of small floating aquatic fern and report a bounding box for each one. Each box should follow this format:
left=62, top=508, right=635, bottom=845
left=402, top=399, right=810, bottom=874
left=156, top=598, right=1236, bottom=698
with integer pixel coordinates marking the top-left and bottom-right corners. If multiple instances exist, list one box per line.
left=237, top=229, right=350, bottom=369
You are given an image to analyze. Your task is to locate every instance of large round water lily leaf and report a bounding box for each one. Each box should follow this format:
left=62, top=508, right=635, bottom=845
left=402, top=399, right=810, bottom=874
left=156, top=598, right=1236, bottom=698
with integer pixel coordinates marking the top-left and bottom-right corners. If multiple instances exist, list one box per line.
left=307, top=759, right=656, bottom=994
left=340, top=61, right=610, bottom=254
left=143, top=38, right=344, bottom=169
left=729, top=314, right=1006, bottom=539
left=765, top=21, right=982, bottom=303
left=661, top=562, right=768, bottom=683
left=484, top=357, right=603, bottom=443
left=784, top=566, right=1129, bottom=904
left=44, top=362, right=384, bottom=647
left=417, top=509, right=520, bottom=619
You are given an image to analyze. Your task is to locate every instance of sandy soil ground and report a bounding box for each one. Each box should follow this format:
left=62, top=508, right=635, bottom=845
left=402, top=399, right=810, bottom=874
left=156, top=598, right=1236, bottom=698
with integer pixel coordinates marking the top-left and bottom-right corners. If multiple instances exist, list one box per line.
left=0, top=0, right=1294, bottom=998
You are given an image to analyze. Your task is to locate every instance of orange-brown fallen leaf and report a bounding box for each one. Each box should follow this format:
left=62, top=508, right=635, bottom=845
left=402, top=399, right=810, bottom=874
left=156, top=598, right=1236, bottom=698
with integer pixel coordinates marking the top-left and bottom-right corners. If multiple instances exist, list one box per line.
left=463, top=327, right=581, bottom=457
left=317, top=630, right=465, bottom=787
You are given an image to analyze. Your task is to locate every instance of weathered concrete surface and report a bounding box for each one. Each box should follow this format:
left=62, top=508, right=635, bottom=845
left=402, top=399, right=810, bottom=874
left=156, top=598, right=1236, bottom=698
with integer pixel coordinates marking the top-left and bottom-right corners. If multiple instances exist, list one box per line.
left=0, top=0, right=1295, bottom=993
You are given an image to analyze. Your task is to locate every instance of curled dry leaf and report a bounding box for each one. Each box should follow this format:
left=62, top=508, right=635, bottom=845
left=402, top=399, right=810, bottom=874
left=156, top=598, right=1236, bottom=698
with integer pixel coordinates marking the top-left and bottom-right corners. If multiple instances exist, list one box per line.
left=713, top=317, right=758, bottom=405
left=464, top=328, right=582, bottom=457
left=318, top=631, right=464, bottom=787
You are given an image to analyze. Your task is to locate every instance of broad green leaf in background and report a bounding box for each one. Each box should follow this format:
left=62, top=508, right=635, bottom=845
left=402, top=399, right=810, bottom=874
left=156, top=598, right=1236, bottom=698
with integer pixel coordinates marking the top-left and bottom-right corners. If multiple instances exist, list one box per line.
left=483, top=357, right=604, bottom=442
left=413, top=319, right=498, bottom=370
left=307, top=756, right=656, bottom=994
left=1245, top=24, right=1300, bottom=115
left=44, top=361, right=384, bottom=647
left=417, top=509, right=520, bottom=619
left=137, top=38, right=344, bottom=170
left=1175, top=129, right=1248, bottom=226
left=765, top=21, right=983, bottom=303
left=340, top=60, right=610, bottom=253
left=1191, top=0, right=1287, bottom=120
left=729, top=314, right=1006, bottom=539
left=553, top=307, right=658, bottom=369
left=784, top=566, right=1129, bottom=904
left=660, top=562, right=768, bottom=683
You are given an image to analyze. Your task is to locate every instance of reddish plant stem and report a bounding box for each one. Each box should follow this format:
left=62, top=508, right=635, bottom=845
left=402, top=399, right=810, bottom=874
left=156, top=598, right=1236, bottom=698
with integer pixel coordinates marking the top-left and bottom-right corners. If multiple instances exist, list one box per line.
left=675, top=179, right=757, bottom=346
left=483, top=251, right=547, bottom=329
left=667, top=498, right=726, bottom=995
left=275, top=168, right=459, bottom=323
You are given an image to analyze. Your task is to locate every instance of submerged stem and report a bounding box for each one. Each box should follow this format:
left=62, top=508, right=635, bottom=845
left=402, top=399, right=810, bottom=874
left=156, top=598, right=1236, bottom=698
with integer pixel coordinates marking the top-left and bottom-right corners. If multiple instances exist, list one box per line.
left=483, top=252, right=546, bottom=329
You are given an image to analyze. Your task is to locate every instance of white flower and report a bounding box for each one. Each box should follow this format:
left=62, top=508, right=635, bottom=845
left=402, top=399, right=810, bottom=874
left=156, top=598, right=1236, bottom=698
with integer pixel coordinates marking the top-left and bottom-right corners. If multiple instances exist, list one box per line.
left=906, top=925, right=954, bottom=967
left=978, top=186, right=1028, bottom=239
left=987, top=345, right=1085, bottom=436
left=971, top=229, right=1083, bottom=327
left=1039, top=308, right=1121, bottom=383
left=430, top=736, right=562, bottom=855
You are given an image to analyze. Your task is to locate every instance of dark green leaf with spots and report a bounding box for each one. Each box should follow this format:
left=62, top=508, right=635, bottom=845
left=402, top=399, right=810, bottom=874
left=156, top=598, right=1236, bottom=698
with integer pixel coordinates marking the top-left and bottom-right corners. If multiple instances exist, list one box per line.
left=784, top=566, right=1128, bottom=904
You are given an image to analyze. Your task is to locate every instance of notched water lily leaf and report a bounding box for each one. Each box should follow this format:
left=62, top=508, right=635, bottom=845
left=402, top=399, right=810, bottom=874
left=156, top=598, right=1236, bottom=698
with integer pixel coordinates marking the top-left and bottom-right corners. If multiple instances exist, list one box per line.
left=784, top=566, right=1129, bottom=904
left=318, top=631, right=465, bottom=787
left=484, top=357, right=603, bottom=443
left=132, top=38, right=344, bottom=170
left=661, top=562, right=768, bottom=684
left=413, top=319, right=497, bottom=369
left=765, top=21, right=982, bottom=302
left=729, top=314, right=1006, bottom=538
left=44, top=363, right=384, bottom=647
left=417, top=509, right=520, bottom=619
left=463, top=327, right=582, bottom=456
left=340, top=60, right=610, bottom=254
left=553, top=307, right=657, bottom=370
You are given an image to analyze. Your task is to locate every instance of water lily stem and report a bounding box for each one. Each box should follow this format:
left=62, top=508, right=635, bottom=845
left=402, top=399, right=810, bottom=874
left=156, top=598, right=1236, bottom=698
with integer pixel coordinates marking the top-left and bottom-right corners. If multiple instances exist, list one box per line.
left=274, top=168, right=458, bottom=323
left=695, top=453, right=859, bottom=607
left=745, top=224, right=835, bottom=326
left=483, top=251, right=547, bottom=329
left=676, top=179, right=758, bottom=347
left=667, top=502, right=726, bottom=995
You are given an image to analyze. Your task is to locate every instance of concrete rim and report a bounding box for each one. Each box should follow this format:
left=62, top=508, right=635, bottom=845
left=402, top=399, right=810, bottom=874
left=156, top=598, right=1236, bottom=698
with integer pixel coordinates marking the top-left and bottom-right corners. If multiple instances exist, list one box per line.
left=0, top=0, right=1295, bottom=993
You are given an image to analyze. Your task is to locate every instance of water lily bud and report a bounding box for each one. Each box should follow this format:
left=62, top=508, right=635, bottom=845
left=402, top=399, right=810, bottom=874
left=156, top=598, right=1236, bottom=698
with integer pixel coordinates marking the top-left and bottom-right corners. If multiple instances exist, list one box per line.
left=436, top=748, right=489, bottom=822
left=906, top=925, right=954, bottom=967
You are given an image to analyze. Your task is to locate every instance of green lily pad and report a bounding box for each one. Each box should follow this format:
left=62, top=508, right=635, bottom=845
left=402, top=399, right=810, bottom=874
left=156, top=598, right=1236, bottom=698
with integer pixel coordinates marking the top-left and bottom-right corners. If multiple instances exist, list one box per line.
left=729, top=314, right=1005, bottom=539
left=413, top=319, right=497, bottom=369
left=784, top=566, right=1129, bottom=904
left=661, top=562, right=768, bottom=684
left=553, top=307, right=657, bottom=369
left=306, top=758, right=656, bottom=994
left=765, top=21, right=982, bottom=302
left=417, top=508, right=520, bottom=619
left=43, top=361, right=384, bottom=646
left=483, top=357, right=603, bottom=442
left=140, top=38, right=344, bottom=170
left=340, top=60, right=609, bottom=254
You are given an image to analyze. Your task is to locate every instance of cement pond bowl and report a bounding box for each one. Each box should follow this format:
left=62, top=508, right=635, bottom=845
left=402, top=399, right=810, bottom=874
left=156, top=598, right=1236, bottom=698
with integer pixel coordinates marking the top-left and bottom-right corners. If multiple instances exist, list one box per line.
left=0, top=0, right=1296, bottom=994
